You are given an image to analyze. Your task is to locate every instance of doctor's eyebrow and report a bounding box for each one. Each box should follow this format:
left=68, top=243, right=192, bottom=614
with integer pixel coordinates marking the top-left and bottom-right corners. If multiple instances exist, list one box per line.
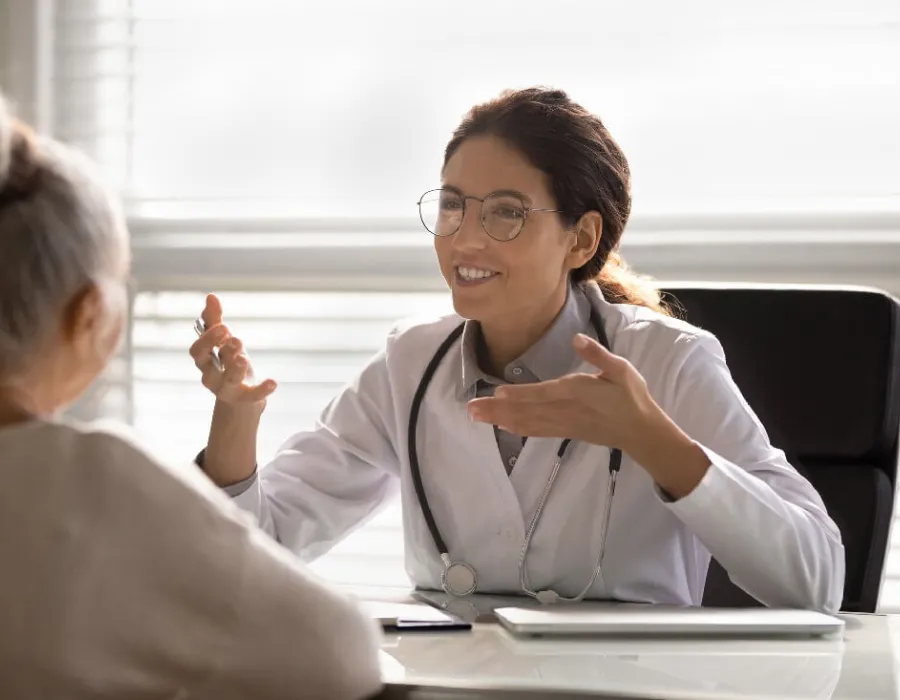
left=440, top=184, right=535, bottom=205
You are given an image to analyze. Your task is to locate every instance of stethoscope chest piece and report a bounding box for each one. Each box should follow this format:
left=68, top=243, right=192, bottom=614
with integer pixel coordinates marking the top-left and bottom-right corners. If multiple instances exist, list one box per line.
left=441, top=558, right=478, bottom=597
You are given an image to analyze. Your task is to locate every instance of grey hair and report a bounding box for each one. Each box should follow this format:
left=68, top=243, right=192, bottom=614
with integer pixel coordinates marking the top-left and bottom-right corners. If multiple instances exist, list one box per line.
left=0, top=93, right=128, bottom=377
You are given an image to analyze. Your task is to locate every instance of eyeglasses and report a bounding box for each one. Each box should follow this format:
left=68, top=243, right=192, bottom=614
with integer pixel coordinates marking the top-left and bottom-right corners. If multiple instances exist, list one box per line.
left=417, top=188, right=562, bottom=242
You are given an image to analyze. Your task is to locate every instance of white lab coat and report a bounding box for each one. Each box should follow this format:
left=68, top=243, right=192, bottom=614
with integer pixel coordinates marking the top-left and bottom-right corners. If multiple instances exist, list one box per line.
left=0, top=419, right=382, bottom=700
left=234, top=283, right=845, bottom=612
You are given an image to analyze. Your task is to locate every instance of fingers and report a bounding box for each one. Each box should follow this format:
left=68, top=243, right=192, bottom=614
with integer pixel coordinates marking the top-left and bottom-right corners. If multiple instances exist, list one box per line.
left=219, top=338, right=258, bottom=388
left=190, top=296, right=277, bottom=403
left=199, top=368, right=221, bottom=392
left=490, top=377, right=581, bottom=404
left=243, top=379, right=278, bottom=403
left=202, top=293, right=223, bottom=329
left=223, top=351, right=252, bottom=386
left=467, top=397, right=505, bottom=427
left=218, top=337, right=243, bottom=367
left=218, top=353, right=277, bottom=401
left=200, top=363, right=277, bottom=402
left=189, top=324, right=230, bottom=368
left=468, top=393, right=551, bottom=422
left=468, top=397, right=568, bottom=437
left=573, top=334, right=629, bottom=380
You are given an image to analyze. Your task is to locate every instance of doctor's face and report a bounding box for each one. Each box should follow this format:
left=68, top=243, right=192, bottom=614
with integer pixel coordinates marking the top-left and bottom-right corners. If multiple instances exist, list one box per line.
left=433, top=135, right=577, bottom=326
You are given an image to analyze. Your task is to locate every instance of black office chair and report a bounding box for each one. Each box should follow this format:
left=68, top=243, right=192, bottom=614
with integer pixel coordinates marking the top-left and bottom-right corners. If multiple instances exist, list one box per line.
left=660, top=284, right=900, bottom=613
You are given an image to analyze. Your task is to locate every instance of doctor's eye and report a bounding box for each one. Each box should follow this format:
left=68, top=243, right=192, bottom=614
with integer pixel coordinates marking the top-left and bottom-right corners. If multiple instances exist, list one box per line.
left=490, top=205, right=526, bottom=221
left=484, top=194, right=526, bottom=220
left=438, top=193, right=464, bottom=211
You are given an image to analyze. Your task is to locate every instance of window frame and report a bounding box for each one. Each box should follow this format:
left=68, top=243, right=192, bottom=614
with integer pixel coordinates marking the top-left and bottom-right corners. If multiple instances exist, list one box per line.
left=126, top=214, right=900, bottom=295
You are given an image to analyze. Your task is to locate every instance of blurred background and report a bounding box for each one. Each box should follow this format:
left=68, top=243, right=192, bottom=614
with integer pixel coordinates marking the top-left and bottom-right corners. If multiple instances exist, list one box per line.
left=1, top=0, right=898, bottom=605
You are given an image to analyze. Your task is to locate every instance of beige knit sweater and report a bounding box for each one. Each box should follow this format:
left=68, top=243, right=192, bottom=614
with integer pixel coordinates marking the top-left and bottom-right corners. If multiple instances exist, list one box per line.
left=0, top=419, right=382, bottom=699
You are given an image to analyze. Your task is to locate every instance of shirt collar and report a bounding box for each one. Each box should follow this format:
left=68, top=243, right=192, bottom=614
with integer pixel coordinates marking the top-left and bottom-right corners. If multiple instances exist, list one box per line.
left=458, top=282, right=593, bottom=400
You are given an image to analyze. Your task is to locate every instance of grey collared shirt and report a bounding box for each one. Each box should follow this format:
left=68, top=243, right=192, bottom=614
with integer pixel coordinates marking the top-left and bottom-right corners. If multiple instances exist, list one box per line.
left=459, top=283, right=594, bottom=474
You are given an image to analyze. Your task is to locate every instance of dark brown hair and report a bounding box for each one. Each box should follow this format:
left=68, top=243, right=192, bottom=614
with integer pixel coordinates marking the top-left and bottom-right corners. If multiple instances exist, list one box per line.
left=443, top=87, right=669, bottom=314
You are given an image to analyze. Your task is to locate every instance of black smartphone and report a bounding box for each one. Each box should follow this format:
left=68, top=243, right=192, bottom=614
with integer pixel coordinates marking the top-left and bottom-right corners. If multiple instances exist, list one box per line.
left=382, top=618, right=472, bottom=633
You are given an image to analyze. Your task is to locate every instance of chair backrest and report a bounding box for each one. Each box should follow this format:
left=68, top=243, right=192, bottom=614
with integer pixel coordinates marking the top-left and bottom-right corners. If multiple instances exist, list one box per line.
left=660, top=284, right=900, bottom=612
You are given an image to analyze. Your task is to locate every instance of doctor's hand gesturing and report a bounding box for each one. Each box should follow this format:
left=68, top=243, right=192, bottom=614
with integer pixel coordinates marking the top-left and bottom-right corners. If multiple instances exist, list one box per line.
left=189, top=294, right=277, bottom=488
left=467, top=334, right=711, bottom=499
left=189, top=293, right=277, bottom=406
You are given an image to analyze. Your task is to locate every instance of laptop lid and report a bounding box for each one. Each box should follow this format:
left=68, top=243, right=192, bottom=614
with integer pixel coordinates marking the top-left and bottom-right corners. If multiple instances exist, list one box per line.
left=494, top=606, right=845, bottom=638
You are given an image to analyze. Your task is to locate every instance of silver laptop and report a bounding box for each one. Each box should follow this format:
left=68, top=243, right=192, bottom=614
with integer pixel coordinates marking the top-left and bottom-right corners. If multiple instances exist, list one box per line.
left=494, top=605, right=845, bottom=638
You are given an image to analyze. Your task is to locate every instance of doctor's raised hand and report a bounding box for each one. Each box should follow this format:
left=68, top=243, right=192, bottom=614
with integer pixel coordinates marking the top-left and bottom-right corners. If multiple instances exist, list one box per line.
left=189, top=293, right=278, bottom=487
left=189, top=293, right=277, bottom=404
left=468, top=333, right=712, bottom=501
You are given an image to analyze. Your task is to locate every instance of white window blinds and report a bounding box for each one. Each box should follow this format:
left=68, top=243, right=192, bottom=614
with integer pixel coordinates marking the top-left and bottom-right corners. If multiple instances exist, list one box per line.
left=54, top=0, right=900, bottom=222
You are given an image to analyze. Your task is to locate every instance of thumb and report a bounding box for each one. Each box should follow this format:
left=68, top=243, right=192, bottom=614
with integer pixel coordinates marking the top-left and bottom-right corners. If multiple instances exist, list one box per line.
left=573, top=333, right=627, bottom=380
left=244, top=378, right=278, bottom=403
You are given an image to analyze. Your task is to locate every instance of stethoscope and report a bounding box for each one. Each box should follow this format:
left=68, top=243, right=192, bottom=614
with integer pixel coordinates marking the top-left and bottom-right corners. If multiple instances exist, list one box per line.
left=407, top=307, right=623, bottom=604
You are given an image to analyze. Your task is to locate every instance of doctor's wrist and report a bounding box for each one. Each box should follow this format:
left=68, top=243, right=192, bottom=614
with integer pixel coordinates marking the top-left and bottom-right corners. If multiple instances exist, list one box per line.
left=625, top=407, right=711, bottom=500
left=213, top=397, right=267, bottom=419
left=612, top=398, right=667, bottom=458
left=204, top=399, right=264, bottom=487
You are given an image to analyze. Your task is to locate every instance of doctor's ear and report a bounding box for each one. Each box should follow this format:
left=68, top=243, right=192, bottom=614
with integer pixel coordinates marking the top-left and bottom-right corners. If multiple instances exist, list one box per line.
left=565, top=211, right=602, bottom=270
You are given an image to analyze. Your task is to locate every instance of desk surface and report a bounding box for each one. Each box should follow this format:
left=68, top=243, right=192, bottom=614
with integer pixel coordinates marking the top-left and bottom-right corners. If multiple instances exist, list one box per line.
left=360, top=591, right=898, bottom=700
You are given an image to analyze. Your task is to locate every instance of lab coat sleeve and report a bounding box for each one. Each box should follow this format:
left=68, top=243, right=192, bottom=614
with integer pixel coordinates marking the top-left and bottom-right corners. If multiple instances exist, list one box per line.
left=232, top=341, right=401, bottom=561
left=658, top=335, right=845, bottom=613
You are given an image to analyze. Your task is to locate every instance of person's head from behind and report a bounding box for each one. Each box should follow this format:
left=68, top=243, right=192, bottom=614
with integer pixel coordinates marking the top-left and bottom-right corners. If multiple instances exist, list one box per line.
left=423, top=87, right=663, bottom=339
left=0, top=93, right=130, bottom=420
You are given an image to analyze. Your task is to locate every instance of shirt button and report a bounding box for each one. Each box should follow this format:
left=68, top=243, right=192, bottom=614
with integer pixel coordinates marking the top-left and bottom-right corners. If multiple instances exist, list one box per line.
left=508, top=455, right=518, bottom=468
left=511, top=367, right=523, bottom=376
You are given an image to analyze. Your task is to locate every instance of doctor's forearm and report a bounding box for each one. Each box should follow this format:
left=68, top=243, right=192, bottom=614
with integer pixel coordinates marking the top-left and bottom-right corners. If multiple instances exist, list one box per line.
left=204, top=400, right=263, bottom=487
left=626, top=409, right=711, bottom=500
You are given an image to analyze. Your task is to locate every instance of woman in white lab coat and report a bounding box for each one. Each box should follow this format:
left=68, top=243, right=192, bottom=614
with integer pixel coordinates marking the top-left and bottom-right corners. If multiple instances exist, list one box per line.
left=191, top=87, right=845, bottom=612
left=0, top=95, right=381, bottom=699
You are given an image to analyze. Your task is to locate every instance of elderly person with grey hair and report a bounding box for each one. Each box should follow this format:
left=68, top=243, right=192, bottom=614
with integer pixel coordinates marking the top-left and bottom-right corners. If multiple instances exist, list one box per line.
left=0, top=94, right=382, bottom=699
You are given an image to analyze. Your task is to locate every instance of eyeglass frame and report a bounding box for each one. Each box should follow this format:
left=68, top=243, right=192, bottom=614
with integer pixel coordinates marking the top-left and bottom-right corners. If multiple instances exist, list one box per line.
left=416, top=187, right=564, bottom=242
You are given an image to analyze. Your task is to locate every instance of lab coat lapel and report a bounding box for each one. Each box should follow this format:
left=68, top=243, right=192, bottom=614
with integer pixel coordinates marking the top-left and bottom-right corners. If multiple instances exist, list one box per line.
left=455, top=403, right=528, bottom=538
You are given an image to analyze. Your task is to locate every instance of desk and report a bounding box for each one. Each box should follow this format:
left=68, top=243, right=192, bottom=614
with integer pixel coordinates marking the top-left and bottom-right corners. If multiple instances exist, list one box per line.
left=361, top=594, right=897, bottom=700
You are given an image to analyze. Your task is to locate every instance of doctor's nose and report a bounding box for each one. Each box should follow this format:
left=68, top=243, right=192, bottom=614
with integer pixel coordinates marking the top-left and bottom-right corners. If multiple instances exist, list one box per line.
left=451, top=203, right=490, bottom=251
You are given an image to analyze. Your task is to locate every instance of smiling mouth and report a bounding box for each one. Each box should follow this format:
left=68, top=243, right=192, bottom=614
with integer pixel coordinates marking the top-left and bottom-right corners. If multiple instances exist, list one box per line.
left=455, top=266, right=499, bottom=283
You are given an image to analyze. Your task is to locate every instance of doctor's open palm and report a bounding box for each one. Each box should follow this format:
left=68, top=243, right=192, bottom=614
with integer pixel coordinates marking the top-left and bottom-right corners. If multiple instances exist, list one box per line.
left=189, top=293, right=277, bottom=405
left=468, top=333, right=660, bottom=455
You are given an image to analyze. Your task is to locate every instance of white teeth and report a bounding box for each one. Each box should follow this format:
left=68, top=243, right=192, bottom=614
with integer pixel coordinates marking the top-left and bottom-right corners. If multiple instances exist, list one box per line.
left=457, top=266, right=497, bottom=281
